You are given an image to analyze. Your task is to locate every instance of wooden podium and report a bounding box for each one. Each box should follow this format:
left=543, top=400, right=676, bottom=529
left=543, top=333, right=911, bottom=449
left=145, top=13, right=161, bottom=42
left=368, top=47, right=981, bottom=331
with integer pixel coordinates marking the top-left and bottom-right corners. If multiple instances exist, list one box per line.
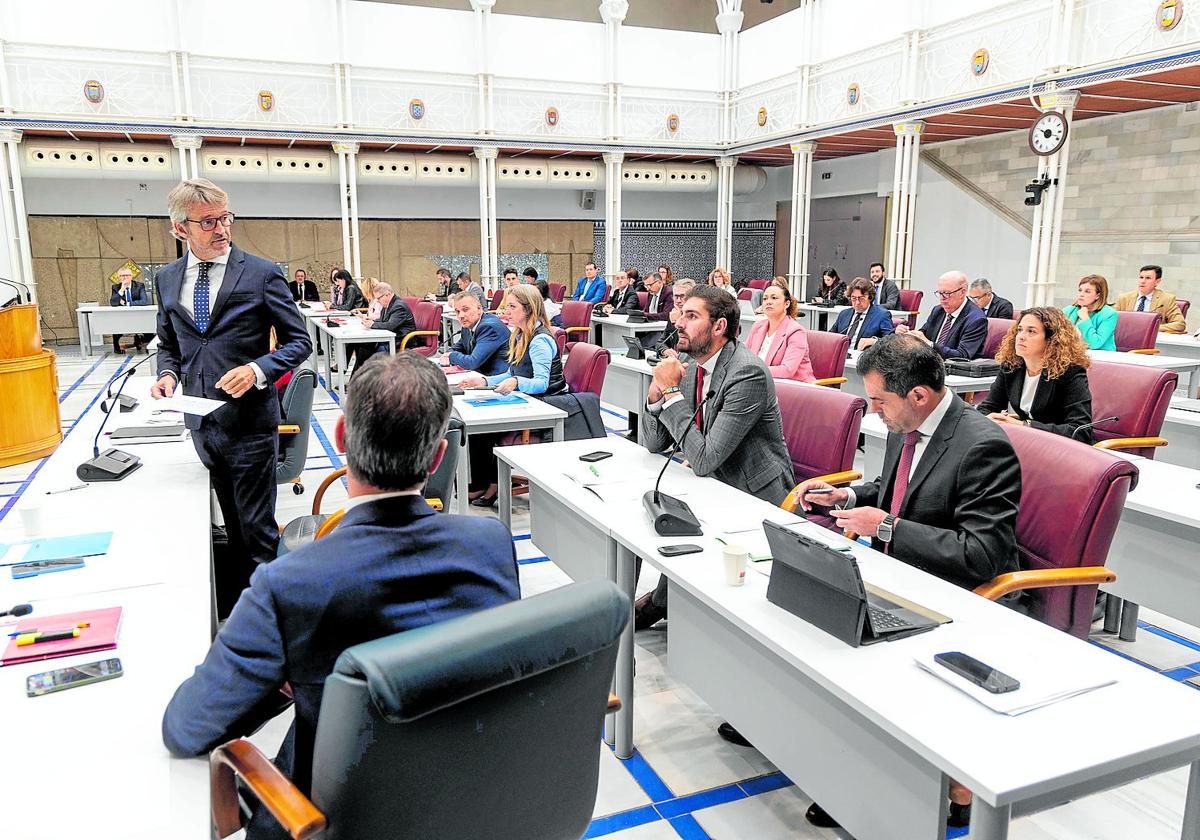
left=0, top=304, right=62, bottom=467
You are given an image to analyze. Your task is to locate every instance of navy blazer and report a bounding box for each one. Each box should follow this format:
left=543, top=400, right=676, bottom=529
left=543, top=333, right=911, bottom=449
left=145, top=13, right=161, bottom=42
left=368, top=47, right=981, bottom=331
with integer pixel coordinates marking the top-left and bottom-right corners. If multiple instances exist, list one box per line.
left=162, top=495, right=520, bottom=798
left=449, top=312, right=510, bottom=375
left=833, top=303, right=894, bottom=345
left=917, top=302, right=988, bottom=359
left=109, top=281, right=149, bottom=307
left=155, top=245, right=312, bottom=432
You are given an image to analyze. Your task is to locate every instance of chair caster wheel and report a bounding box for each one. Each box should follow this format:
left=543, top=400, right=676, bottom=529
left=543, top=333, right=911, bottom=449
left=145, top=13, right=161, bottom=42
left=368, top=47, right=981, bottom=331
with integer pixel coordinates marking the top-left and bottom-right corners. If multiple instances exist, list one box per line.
left=292, top=483, right=305, bottom=495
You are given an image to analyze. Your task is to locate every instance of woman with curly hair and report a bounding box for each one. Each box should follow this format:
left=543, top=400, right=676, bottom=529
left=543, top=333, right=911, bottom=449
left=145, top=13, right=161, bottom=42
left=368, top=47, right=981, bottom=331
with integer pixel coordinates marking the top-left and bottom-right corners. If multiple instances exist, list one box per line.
left=707, top=267, right=736, bottom=298
left=976, top=306, right=1095, bottom=441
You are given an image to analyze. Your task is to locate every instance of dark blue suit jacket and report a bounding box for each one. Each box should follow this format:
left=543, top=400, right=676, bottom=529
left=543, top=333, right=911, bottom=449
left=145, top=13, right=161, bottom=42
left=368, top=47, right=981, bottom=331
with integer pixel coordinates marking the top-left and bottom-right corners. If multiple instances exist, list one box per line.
left=917, top=302, right=987, bottom=359
left=162, top=494, right=519, bottom=797
left=448, top=312, right=510, bottom=375
left=109, top=281, right=149, bottom=307
left=155, top=245, right=311, bottom=432
left=833, top=303, right=895, bottom=343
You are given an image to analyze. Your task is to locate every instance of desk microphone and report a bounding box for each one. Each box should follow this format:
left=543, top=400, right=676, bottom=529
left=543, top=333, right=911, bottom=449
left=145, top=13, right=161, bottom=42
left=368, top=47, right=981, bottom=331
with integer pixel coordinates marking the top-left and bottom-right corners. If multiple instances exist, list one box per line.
left=0, top=604, right=32, bottom=618
left=642, top=389, right=714, bottom=537
left=77, top=362, right=144, bottom=482
left=1072, top=416, right=1119, bottom=441
left=103, top=350, right=158, bottom=413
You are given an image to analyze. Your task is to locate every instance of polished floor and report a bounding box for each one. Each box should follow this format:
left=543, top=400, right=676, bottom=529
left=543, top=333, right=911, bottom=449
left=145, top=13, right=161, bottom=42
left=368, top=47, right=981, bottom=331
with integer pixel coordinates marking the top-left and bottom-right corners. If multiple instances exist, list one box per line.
left=4, top=346, right=1198, bottom=839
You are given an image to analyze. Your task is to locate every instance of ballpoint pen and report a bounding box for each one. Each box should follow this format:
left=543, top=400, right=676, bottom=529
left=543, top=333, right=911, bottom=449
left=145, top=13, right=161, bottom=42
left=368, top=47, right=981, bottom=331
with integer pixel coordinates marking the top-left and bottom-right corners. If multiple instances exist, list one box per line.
left=45, top=484, right=87, bottom=495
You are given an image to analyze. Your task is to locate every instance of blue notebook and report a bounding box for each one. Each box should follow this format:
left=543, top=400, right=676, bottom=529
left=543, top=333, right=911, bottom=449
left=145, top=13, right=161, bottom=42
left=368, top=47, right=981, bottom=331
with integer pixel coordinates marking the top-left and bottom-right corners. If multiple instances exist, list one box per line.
left=464, top=394, right=526, bottom=407
left=0, top=532, right=112, bottom=566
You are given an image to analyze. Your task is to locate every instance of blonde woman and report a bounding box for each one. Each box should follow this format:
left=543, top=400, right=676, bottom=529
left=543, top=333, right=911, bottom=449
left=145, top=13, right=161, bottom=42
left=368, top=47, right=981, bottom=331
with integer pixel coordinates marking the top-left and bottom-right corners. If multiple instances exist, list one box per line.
left=708, top=267, right=736, bottom=298
left=359, top=276, right=382, bottom=318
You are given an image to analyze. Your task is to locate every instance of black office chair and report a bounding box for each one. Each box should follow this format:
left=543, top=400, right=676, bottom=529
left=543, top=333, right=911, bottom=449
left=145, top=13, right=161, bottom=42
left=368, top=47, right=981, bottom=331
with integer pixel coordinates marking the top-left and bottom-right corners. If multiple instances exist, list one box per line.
left=276, top=369, right=318, bottom=496
left=211, top=580, right=629, bottom=840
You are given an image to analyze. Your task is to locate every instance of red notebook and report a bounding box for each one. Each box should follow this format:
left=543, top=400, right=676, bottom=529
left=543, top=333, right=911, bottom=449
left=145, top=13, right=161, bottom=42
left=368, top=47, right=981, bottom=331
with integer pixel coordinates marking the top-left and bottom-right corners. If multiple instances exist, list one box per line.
left=1, top=606, right=122, bottom=666
left=442, top=365, right=466, bottom=374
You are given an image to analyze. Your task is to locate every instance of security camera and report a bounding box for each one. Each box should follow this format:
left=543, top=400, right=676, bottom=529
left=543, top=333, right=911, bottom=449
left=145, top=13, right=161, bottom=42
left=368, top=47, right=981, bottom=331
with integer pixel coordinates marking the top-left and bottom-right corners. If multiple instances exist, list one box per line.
left=1023, top=176, right=1053, bottom=207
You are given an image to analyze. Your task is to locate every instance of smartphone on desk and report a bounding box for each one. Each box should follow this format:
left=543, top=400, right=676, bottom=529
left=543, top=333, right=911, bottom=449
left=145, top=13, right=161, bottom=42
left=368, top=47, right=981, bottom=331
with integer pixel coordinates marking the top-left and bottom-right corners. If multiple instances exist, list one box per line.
left=934, top=651, right=1019, bottom=694
left=26, top=658, right=123, bottom=697
left=579, top=451, right=613, bottom=463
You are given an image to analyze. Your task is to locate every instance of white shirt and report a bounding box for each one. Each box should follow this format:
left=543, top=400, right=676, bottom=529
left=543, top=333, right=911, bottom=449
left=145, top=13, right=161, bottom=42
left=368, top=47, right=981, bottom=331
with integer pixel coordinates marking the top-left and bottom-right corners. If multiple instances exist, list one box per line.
left=544, top=298, right=561, bottom=320
left=1137, top=294, right=1152, bottom=311
left=757, top=331, right=776, bottom=362
left=1019, top=370, right=1040, bottom=414
left=649, top=350, right=720, bottom=427
left=344, top=489, right=422, bottom=511
left=846, top=307, right=868, bottom=347
left=843, top=388, right=954, bottom=510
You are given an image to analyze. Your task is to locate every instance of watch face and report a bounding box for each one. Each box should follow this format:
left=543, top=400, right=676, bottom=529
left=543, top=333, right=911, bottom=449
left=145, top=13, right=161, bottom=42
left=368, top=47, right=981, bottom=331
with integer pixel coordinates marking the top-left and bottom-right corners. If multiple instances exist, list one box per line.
left=1029, top=111, right=1068, bottom=156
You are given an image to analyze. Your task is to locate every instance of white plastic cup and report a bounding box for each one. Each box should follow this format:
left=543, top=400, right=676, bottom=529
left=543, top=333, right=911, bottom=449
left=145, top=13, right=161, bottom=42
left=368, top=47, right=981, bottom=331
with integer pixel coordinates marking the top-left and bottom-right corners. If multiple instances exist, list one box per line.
left=722, top=543, right=748, bottom=587
left=19, top=504, right=47, bottom=537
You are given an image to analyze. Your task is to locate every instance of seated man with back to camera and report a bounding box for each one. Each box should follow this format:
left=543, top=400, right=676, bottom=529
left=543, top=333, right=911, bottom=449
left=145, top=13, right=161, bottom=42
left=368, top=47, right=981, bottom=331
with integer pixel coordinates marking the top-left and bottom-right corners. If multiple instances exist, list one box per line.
left=162, top=352, right=520, bottom=840
left=896, top=270, right=987, bottom=359
left=440, top=290, right=511, bottom=376
left=793, top=333, right=1021, bottom=830
left=833, top=276, right=894, bottom=350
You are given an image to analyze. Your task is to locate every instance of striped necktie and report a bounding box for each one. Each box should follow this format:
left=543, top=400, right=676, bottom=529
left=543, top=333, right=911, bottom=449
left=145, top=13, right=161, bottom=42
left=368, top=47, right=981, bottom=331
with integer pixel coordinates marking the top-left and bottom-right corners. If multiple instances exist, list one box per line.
left=194, top=262, right=213, bottom=332
left=936, top=312, right=954, bottom=345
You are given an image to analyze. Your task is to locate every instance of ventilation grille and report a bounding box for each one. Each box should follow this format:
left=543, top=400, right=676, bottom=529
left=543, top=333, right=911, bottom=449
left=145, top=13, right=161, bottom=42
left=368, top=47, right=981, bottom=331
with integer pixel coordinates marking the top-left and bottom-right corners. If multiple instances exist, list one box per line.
left=622, top=163, right=667, bottom=189
left=547, top=161, right=600, bottom=187
left=414, top=155, right=473, bottom=183
left=357, top=153, right=416, bottom=181
left=201, top=147, right=268, bottom=180
left=267, top=150, right=333, bottom=180
left=497, top=158, right=548, bottom=184
left=24, top=141, right=101, bottom=172
left=100, top=144, right=173, bottom=175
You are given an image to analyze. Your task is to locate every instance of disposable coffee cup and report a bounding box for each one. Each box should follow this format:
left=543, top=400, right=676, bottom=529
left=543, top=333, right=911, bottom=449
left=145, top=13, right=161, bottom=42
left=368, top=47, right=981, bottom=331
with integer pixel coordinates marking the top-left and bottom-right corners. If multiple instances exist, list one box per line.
left=19, top=504, right=47, bottom=537
left=722, top=543, right=748, bottom=587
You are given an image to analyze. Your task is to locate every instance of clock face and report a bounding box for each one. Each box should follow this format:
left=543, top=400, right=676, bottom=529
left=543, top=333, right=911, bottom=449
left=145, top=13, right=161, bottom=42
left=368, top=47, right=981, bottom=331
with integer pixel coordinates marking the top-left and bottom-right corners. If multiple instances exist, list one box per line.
left=1029, top=111, right=1068, bottom=156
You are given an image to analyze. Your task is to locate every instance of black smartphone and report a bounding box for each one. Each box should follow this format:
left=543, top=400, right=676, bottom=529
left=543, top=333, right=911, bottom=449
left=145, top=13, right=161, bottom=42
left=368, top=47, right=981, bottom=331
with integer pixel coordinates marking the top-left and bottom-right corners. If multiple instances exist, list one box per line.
left=26, top=657, right=123, bottom=697
left=657, top=544, right=702, bottom=557
left=579, top=451, right=613, bottom=463
left=934, top=651, right=1020, bottom=694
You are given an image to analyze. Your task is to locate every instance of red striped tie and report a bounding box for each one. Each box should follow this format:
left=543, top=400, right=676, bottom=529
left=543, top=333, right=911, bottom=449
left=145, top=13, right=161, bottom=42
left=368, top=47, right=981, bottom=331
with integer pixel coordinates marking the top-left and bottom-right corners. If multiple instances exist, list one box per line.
left=885, top=431, right=922, bottom=554
left=695, top=367, right=705, bottom=431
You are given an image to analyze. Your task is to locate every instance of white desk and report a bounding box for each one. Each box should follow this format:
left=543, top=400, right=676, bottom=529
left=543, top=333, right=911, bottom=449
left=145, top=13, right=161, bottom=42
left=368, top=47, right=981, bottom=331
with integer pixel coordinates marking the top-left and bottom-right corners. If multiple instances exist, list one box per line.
left=795, top=302, right=849, bottom=332
left=600, top=355, right=654, bottom=440
left=0, top=380, right=213, bottom=839
left=590, top=313, right=667, bottom=350
left=496, top=436, right=1200, bottom=840
left=1159, top=334, right=1200, bottom=364
left=452, top=392, right=566, bottom=516
left=76, top=304, right=157, bottom=359
left=1163, top=399, right=1200, bottom=469
left=298, top=304, right=335, bottom=372
left=1091, top=349, right=1200, bottom=397
left=844, top=349, right=996, bottom=399
left=314, top=317, right=397, bottom=395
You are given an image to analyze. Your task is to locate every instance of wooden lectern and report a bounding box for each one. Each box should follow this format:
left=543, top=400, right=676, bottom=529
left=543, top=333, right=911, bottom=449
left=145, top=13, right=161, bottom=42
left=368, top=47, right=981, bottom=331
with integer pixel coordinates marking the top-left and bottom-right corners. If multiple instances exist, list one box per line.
left=0, top=303, right=62, bottom=467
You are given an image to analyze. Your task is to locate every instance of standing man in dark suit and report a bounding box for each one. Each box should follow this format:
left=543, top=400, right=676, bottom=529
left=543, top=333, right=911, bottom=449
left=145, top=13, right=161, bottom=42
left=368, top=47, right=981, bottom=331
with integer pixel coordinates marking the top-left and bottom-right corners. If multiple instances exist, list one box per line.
left=968, top=278, right=1013, bottom=320
left=792, top=333, right=1020, bottom=831
left=869, top=262, right=901, bottom=310
left=897, top=270, right=988, bottom=359
left=287, top=268, right=320, bottom=303
left=832, top=276, right=894, bottom=350
left=109, top=265, right=152, bottom=352
left=441, top=290, right=510, bottom=376
left=601, top=269, right=643, bottom=315
left=162, top=352, right=519, bottom=839
left=351, top=281, right=415, bottom=375
left=151, top=179, right=312, bottom=590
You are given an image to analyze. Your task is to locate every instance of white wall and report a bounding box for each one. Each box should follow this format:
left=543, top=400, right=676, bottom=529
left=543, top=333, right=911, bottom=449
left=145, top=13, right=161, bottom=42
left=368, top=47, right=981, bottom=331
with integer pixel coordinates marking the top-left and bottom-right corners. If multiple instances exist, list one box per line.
left=739, top=9, right=804, bottom=87
left=619, top=26, right=722, bottom=91
left=0, top=0, right=171, bottom=49
left=347, top=3, right=473, bottom=72
left=489, top=14, right=608, bottom=84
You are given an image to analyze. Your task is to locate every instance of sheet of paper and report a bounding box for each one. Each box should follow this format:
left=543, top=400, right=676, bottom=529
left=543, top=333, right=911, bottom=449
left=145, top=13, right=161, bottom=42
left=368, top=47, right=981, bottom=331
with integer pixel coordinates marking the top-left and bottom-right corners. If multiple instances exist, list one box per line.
left=156, top=393, right=227, bottom=417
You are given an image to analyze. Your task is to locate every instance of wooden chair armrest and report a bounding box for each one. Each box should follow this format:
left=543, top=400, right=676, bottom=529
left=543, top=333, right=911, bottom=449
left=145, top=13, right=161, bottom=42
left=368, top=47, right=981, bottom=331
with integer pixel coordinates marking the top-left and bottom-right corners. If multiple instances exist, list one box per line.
left=211, top=739, right=326, bottom=840
left=350, top=307, right=368, bottom=314
left=278, top=424, right=302, bottom=435
left=812, top=470, right=862, bottom=486
left=973, top=567, right=1116, bottom=601
left=564, top=326, right=592, bottom=336
left=314, top=508, right=345, bottom=540
left=399, top=330, right=439, bottom=351
left=813, top=377, right=848, bottom=388
left=1127, top=348, right=1161, bottom=355
left=607, top=692, right=621, bottom=712
left=427, top=497, right=443, bottom=512
left=1093, top=437, right=1168, bottom=451
left=312, top=466, right=349, bottom=515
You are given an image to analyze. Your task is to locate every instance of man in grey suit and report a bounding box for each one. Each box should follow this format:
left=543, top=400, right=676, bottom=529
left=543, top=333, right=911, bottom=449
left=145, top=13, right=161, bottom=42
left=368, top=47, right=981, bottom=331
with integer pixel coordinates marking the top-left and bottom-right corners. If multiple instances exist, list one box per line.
left=870, top=262, right=902, bottom=310
left=635, top=285, right=794, bottom=629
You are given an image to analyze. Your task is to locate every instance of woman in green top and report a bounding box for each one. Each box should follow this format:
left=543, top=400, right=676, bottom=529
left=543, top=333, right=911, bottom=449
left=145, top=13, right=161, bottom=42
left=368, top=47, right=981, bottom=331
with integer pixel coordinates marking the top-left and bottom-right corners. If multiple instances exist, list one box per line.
left=1063, top=273, right=1118, bottom=351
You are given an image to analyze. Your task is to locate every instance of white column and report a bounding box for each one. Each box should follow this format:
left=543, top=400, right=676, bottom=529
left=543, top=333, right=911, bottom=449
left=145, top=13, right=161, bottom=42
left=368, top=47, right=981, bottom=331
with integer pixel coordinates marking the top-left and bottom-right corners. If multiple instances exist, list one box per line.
left=471, top=0, right=495, bottom=133
left=332, top=142, right=361, bottom=278
left=0, top=130, right=34, bottom=302
left=787, top=142, right=816, bottom=300
left=715, top=156, right=738, bottom=272
left=715, top=2, right=744, bottom=144
left=1025, top=90, right=1078, bottom=307
left=171, top=135, right=201, bottom=180
left=474, top=147, right=499, bottom=288
left=600, top=0, right=628, bottom=140
left=603, top=151, right=624, bottom=280
left=333, top=142, right=353, bottom=272
left=887, top=121, right=923, bottom=287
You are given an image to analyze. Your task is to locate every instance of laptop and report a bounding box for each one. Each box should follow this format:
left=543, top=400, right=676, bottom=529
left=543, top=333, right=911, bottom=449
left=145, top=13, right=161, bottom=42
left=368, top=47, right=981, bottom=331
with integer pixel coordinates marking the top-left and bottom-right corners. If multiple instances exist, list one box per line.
left=762, top=520, right=941, bottom=646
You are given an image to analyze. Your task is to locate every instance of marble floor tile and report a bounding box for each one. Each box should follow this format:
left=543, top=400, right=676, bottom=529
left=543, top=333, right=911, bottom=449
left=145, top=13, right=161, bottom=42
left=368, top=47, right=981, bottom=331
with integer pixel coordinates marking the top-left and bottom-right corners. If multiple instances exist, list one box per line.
left=595, top=745, right=654, bottom=817
left=689, top=786, right=842, bottom=840
left=1090, top=627, right=1200, bottom=671
left=599, top=820, right=683, bottom=840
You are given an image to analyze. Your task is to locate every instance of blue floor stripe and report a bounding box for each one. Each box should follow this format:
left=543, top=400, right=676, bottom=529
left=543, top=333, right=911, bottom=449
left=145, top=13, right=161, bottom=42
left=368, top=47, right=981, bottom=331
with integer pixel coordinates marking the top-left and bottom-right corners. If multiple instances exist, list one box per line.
left=654, top=783, right=746, bottom=820
left=512, top=534, right=532, bottom=542
left=59, top=352, right=110, bottom=404
left=666, top=814, right=712, bottom=840
left=1140, top=623, right=1200, bottom=656
left=517, top=555, right=549, bottom=566
left=616, top=749, right=675, bottom=803
left=738, top=772, right=792, bottom=797
left=583, top=805, right=662, bottom=838
left=601, top=406, right=628, bottom=420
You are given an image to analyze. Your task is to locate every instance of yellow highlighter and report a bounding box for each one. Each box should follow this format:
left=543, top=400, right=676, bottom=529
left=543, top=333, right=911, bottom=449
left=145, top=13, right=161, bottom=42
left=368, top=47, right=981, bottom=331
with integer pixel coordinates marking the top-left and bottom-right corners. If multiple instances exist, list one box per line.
left=15, top=628, right=80, bottom=647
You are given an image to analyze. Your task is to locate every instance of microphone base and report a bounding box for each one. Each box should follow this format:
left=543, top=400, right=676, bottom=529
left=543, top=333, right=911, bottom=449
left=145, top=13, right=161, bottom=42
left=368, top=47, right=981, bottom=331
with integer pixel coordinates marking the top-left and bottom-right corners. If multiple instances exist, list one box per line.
left=77, top=448, right=142, bottom=482
left=642, top=490, right=703, bottom=537
left=117, top=394, right=138, bottom=412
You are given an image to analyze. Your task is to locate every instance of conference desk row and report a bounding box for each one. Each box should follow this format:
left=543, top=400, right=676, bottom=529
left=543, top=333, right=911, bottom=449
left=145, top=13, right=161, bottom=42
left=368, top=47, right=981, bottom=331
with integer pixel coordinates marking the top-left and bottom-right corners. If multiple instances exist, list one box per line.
left=493, top=435, right=1200, bottom=840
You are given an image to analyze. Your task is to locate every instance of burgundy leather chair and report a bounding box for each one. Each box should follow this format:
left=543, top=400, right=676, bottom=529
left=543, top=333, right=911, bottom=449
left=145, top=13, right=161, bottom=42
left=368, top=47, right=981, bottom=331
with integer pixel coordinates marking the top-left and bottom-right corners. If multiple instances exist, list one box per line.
left=549, top=282, right=566, bottom=303
left=983, top=317, right=1015, bottom=358
left=400, top=301, right=442, bottom=357
left=1178, top=298, right=1191, bottom=320
left=489, top=288, right=506, bottom=311
left=977, top=424, right=1139, bottom=638
left=563, top=342, right=610, bottom=396
left=635, top=291, right=649, bottom=310
left=401, top=295, right=420, bottom=313
left=805, top=330, right=851, bottom=387
left=1114, top=311, right=1162, bottom=353
left=895, top=289, right=923, bottom=329
left=748, top=279, right=770, bottom=291
left=737, top=288, right=753, bottom=301
left=559, top=301, right=595, bottom=348
left=550, top=326, right=567, bottom=359
left=1087, top=360, right=1175, bottom=458
left=774, top=381, right=866, bottom=498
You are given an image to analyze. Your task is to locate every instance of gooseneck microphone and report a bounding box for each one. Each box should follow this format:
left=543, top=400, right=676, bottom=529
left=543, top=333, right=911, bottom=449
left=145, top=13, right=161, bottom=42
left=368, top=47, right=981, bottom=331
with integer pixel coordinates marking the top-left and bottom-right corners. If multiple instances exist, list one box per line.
left=103, top=350, right=159, bottom=413
left=77, top=361, right=146, bottom=482
left=1072, top=415, right=1119, bottom=441
left=642, top=389, right=714, bottom=537
left=0, top=604, right=32, bottom=618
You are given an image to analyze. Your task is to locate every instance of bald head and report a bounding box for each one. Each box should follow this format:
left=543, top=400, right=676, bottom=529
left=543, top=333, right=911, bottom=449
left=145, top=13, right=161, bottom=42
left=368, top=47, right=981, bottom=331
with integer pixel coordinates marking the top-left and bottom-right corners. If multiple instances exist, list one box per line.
left=936, top=271, right=969, bottom=314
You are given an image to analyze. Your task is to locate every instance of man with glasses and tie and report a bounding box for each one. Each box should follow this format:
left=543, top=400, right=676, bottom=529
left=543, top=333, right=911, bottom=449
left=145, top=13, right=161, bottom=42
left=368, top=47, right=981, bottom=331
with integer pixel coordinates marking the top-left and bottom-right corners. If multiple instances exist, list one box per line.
left=151, top=178, right=312, bottom=610
left=832, top=276, right=894, bottom=351
left=895, top=270, right=987, bottom=359
left=1114, top=265, right=1187, bottom=334
left=108, top=266, right=152, bottom=353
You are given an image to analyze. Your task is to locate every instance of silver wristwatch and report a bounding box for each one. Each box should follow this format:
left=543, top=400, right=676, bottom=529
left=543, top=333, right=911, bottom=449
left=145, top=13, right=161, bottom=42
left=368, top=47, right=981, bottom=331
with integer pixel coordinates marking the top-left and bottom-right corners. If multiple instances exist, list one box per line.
left=878, top=514, right=898, bottom=543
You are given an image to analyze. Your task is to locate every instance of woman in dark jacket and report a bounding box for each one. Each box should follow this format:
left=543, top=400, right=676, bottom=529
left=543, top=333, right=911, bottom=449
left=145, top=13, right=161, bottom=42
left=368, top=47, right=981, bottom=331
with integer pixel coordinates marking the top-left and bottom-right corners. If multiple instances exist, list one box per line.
left=330, top=268, right=365, bottom=311
left=977, top=306, right=1094, bottom=442
left=812, top=268, right=846, bottom=306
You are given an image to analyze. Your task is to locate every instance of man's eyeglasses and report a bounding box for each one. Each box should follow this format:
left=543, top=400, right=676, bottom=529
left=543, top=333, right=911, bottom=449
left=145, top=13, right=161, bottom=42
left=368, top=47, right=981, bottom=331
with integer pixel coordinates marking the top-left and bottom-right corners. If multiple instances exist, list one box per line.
left=184, top=212, right=235, bottom=231
left=935, top=286, right=967, bottom=301
left=848, top=295, right=868, bottom=303
left=967, top=293, right=987, bottom=302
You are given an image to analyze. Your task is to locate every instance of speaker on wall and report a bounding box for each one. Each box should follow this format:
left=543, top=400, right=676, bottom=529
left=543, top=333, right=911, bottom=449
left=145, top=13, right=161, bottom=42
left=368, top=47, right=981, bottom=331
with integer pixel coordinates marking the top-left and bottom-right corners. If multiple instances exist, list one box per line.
left=580, top=190, right=596, bottom=210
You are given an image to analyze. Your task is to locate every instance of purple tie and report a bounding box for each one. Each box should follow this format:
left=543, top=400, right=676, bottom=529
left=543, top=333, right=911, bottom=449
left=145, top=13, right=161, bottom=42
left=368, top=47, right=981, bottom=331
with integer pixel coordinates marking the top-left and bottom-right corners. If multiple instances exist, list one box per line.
left=885, top=431, right=921, bottom=553
left=936, top=313, right=954, bottom=345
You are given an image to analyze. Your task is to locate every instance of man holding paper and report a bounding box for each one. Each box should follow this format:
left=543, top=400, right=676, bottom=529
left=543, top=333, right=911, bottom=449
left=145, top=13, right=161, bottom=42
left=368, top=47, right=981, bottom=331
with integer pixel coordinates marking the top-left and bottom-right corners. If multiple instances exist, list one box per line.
left=151, top=178, right=312, bottom=591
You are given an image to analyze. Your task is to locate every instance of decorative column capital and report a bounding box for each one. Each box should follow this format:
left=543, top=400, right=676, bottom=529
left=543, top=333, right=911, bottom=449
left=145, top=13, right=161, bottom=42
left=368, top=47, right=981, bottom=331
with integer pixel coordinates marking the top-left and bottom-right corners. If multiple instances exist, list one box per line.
left=473, top=147, right=499, bottom=160
left=332, top=141, right=360, bottom=155
left=789, top=142, right=816, bottom=156
left=0, top=129, right=22, bottom=144
left=170, top=135, right=202, bottom=151
left=893, top=121, right=925, bottom=138
left=715, top=10, right=745, bottom=35
left=599, top=0, right=629, bottom=25
left=716, top=156, right=739, bottom=169
left=602, top=151, right=624, bottom=165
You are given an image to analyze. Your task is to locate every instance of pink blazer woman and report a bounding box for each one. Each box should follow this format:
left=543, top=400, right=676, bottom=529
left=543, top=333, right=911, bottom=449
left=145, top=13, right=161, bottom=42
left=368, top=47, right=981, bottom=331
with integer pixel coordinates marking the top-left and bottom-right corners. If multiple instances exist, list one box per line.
left=746, top=316, right=815, bottom=382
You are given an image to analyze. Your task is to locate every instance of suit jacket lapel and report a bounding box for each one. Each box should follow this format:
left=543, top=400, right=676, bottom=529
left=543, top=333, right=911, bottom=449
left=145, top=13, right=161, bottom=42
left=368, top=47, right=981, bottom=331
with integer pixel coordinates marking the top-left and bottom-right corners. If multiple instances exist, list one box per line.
left=701, top=343, right=736, bottom=432
left=207, top=247, right=245, bottom=326
left=902, top=395, right=963, bottom=514
left=161, top=259, right=201, bottom=334
left=1030, top=371, right=1053, bottom=417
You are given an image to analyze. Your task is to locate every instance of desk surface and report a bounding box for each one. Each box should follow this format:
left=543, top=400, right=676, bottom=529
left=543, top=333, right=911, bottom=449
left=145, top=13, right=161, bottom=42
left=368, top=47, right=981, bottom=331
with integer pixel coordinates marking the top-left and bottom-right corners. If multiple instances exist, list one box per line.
left=1091, top=349, right=1200, bottom=371
left=495, top=435, right=1200, bottom=808
left=591, top=313, right=669, bottom=332
left=1112, top=451, right=1200, bottom=531
left=451, top=391, right=567, bottom=429
left=0, top=380, right=212, bottom=839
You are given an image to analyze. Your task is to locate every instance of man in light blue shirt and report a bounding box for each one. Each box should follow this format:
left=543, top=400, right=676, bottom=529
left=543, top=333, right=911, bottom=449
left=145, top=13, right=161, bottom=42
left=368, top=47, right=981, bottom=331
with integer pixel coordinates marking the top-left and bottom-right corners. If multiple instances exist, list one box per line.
left=571, top=262, right=607, bottom=305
